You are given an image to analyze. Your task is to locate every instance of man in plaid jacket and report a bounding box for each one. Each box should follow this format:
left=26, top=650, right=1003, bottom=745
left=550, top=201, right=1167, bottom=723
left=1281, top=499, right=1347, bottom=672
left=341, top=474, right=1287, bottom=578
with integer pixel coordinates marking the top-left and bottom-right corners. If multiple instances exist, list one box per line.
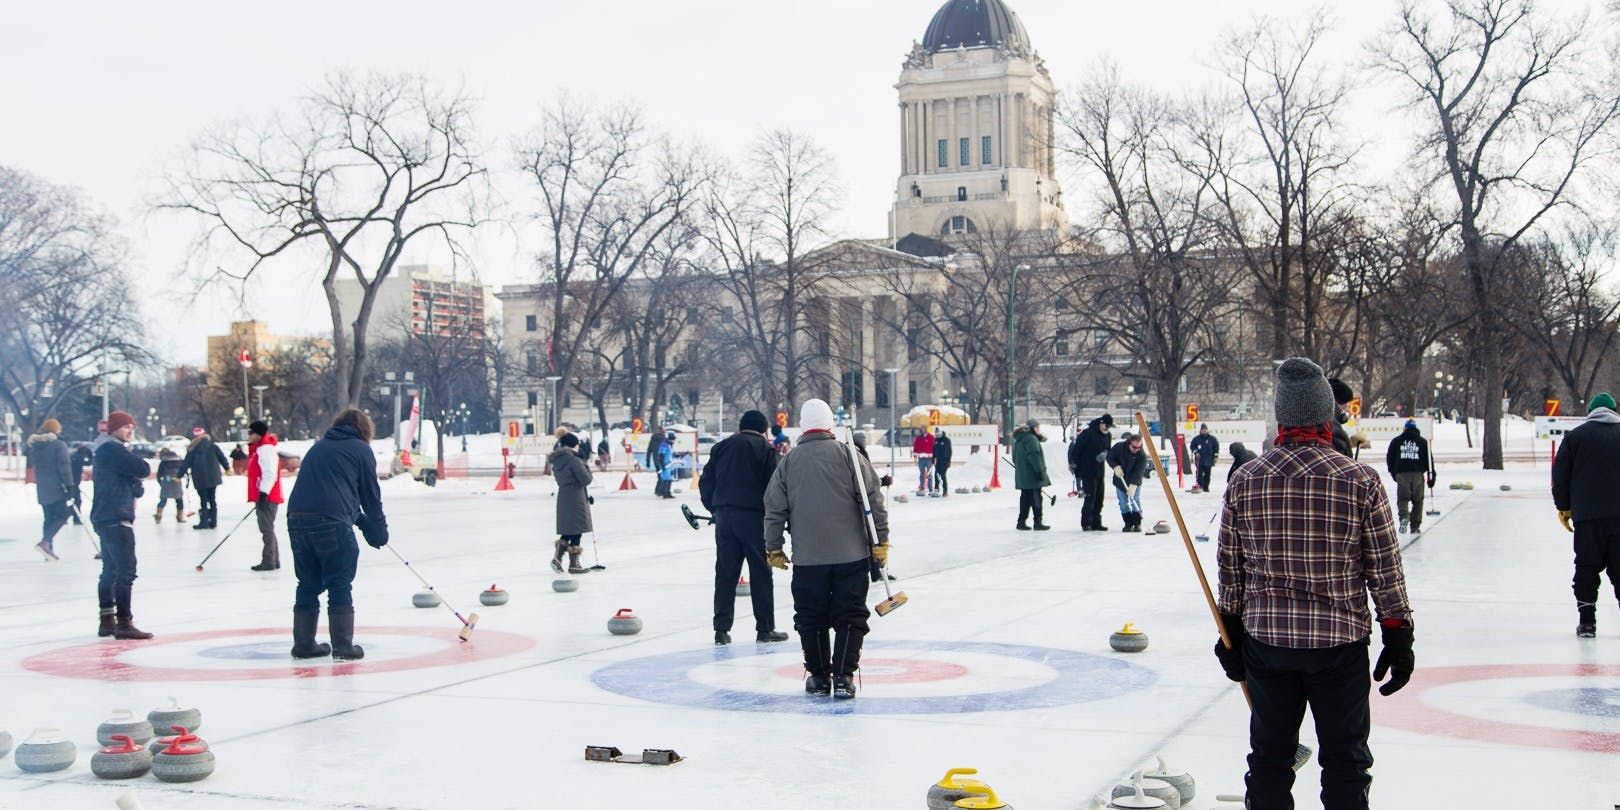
left=1216, top=358, right=1414, bottom=809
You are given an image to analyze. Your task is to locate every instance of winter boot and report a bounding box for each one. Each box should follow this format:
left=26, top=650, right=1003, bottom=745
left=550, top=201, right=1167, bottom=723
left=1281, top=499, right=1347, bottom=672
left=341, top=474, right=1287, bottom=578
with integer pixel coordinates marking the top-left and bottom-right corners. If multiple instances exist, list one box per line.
left=714, top=631, right=731, bottom=646
left=567, top=546, right=589, bottom=575
left=757, top=629, right=789, bottom=643
left=800, top=627, right=831, bottom=695
left=1399, top=518, right=1409, bottom=534
left=35, top=540, right=59, bottom=561
left=113, top=617, right=154, bottom=640
left=177, top=510, right=188, bottom=524
left=291, top=608, right=331, bottom=659
left=832, top=627, right=864, bottom=700
left=153, top=506, right=163, bottom=523
left=329, top=605, right=363, bottom=660
left=551, top=538, right=568, bottom=574
left=1578, top=604, right=1597, bottom=638
left=98, top=610, right=117, bottom=638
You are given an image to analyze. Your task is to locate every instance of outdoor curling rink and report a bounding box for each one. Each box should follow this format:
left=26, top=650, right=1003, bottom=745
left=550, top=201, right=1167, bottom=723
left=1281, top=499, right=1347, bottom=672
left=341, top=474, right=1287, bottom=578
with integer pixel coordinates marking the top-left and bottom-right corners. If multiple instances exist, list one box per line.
left=0, top=452, right=1616, bottom=808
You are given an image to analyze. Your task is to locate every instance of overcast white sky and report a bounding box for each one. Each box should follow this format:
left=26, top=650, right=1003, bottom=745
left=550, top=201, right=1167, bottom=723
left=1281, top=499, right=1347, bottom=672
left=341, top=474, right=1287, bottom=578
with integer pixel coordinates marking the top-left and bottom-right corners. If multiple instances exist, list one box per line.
left=0, top=0, right=1601, bottom=366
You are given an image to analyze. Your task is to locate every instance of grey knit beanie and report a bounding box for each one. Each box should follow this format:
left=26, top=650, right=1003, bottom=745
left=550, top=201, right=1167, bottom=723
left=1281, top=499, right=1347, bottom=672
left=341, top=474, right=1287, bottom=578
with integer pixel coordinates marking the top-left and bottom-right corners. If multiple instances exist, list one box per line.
left=1274, top=357, right=1336, bottom=427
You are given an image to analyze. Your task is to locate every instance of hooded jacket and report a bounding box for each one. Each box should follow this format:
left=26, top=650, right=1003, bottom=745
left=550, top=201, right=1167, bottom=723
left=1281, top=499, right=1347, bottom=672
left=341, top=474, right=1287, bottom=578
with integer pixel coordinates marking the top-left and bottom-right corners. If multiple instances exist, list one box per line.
left=28, top=432, right=73, bottom=505
left=287, top=424, right=387, bottom=536
left=932, top=432, right=953, bottom=469
left=184, top=433, right=230, bottom=489
left=764, top=431, right=888, bottom=566
left=1228, top=442, right=1259, bottom=482
left=1552, top=408, right=1620, bottom=522
left=1072, top=418, right=1112, bottom=477
left=1011, top=425, right=1050, bottom=489
left=699, top=429, right=777, bottom=514
left=247, top=433, right=284, bottom=504
left=1385, top=425, right=1432, bottom=477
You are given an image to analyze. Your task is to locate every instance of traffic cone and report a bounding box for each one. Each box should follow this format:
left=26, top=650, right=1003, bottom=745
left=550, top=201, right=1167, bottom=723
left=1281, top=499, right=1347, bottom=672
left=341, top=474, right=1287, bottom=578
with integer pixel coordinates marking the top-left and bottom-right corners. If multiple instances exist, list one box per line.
left=619, top=470, right=638, bottom=490
left=988, top=455, right=1002, bottom=490
left=495, top=463, right=515, bottom=491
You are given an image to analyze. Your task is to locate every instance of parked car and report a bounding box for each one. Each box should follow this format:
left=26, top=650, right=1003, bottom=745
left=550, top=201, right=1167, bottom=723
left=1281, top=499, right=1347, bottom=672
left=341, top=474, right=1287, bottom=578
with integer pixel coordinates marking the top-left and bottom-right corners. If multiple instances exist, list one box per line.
left=129, top=441, right=157, bottom=459
left=156, top=434, right=191, bottom=458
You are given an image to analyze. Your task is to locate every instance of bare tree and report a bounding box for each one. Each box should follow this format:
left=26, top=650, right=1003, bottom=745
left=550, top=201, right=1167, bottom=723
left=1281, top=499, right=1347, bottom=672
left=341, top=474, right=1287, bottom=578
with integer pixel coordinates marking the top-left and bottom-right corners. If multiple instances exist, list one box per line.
left=514, top=95, right=706, bottom=411
left=1501, top=229, right=1620, bottom=406
left=1375, top=0, right=1620, bottom=467
left=164, top=71, right=487, bottom=411
left=1055, top=65, right=1240, bottom=441
left=700, top=130, right=840, bottom=409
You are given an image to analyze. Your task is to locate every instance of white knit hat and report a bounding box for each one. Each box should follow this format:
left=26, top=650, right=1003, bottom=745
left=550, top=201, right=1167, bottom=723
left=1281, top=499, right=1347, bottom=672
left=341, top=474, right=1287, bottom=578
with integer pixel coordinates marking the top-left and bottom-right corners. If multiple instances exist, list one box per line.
left=799, top=398, right=835, bottom=431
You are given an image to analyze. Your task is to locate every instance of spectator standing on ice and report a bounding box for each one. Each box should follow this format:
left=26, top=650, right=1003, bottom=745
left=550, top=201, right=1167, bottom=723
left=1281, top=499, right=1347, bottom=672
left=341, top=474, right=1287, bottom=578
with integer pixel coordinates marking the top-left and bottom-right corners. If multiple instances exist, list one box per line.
left=1227, top=442, right=1258, bottom=482
left=1552, top=392, right=1620, bottom=638
left=550, top=432, right=594, bottom=574
left=154, top=448, right=187, bottom=523
left=285, top=409, right=388, bottom=660
left=247, top=421, right=284, bottom=572
left=764, top=398, right=889, bottom=700
left=1012, top=418, right=1050, bottom=530
left=931, top=430, right=953, bottom=496
left=183, top=428, right=230, bottom=530
left=91, top=411, right=154, bottom=640
left=1108, top=432, right=1148, bottom=532
left=1385, top=420, right=1433, bottom=535
left=1189, top=424, right=1219, bottom=494
left=771, top=424, right=791, bottom=456
left=699, top=410, right=787, bottom=646
left=1073, top=414, right=1114, bottom=531
left=1216, top=357, right=1413, bottom=808
left=27, top=418, right=73, bottom=561
left=911, top=426, right=935, bottom=496
left=654, top=430, right=677, bottom=499
left=596, top=437, right=611, bottom=471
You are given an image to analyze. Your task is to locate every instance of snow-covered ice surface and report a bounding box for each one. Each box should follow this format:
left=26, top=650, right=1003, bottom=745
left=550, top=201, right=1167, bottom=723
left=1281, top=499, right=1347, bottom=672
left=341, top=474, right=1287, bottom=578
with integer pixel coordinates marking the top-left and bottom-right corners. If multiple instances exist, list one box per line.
left=0, top=440, right=1616, bottom=809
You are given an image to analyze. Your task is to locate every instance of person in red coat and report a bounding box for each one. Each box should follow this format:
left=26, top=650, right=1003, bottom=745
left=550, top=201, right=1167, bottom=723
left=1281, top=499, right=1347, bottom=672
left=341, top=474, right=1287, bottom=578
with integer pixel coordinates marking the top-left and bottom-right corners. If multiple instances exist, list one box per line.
left=911, top=428, right=935, bottom=495
left=248, top=420, right=285, bottom=572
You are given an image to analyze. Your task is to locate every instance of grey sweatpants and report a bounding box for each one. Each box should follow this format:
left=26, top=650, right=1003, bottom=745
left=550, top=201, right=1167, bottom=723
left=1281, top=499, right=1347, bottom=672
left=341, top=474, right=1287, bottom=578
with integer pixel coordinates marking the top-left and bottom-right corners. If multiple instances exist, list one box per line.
left=1394, top=472, right=1426, bottom=529
left=256, top=499, right=280, bottom=567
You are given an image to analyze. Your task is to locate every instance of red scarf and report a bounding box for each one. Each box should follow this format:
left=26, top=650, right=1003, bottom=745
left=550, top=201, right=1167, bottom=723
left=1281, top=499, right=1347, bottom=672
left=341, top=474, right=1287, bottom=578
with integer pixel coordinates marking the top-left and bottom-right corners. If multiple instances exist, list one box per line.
left=1276, top=423, right=1333, bottom=447
left=802, top=428, right=833, bottom=436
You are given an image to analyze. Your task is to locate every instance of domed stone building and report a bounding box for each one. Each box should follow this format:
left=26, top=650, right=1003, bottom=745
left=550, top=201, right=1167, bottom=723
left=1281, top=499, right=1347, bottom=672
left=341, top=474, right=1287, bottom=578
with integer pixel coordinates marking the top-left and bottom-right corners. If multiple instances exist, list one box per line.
left=891, top=0, right=1067, bottom=242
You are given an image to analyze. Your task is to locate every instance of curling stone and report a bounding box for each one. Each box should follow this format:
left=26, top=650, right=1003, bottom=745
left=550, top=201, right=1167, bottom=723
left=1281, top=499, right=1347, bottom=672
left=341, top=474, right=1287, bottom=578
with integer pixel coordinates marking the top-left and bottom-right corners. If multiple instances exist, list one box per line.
left=0, top=729, right=11, bottom=759
left=148, top=697, right=202, bottom=733
left=1108, top=783, right=1167, bottom=809
left=97, top=708, right=154, bottom=746
left=1109, top=623, right=1149, bottom=653
left=1142, top=757, right=1195, bottom=804
left=149, top=727, right=208, bottom=755
left=91, top=735, right=152, bottom=780
left=1500, top=483, right=1512, bottom=491
left=955, top=488, right=969, bottom=495
left=928, top=767, right=989, bottom=809
left=479, top=585, right=509, bottom=606
left=1448, top=481, right=1463, bottom=490
left=151, top=739, right=215, bottom=783
left=14, top=728, right=75, bottom=773
left=552, top=578, right=579, bottom=593
left=607, top=608, right=643, bottom=636
left=1462, top=481, right=1475, bottom=490
left=736, top=577, right=751, bottom=597
left=1111, top=771, right=1181, bottom=809
left=412, top=590, right=441, bottom=608
left=954, top=783, right=1012, bottom=809
left=1152, top=520, right=1170, bottom=534
left=894, top=494, right=910, bottom=503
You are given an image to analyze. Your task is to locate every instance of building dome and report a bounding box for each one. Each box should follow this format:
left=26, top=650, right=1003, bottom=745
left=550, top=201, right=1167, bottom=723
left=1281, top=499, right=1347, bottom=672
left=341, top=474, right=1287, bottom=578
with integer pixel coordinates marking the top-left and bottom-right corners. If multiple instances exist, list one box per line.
left=921, top=0, right=1031, bottom=54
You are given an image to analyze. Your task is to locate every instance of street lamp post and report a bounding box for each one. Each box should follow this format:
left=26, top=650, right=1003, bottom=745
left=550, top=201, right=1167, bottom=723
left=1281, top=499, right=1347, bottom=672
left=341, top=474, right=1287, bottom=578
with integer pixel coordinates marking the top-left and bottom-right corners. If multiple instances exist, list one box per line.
left=883, top=367, right=900, bottom=480
left=1007, top=263, right=1029, bottom=445
left=145, top=407, right=160, bottom=440
left=251, top=385, right=269, bottom=420
left=457, top=402, right=470, bottom=452
left=238, top=349, right=253, bottom=419
left=545, top=376, right=563, bottom=433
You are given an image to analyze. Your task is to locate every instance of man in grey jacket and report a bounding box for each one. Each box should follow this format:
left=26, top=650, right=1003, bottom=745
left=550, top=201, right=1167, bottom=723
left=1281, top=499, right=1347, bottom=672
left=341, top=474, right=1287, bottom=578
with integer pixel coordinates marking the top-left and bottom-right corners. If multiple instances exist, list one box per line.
left=764, top=399, right=889, bottom=700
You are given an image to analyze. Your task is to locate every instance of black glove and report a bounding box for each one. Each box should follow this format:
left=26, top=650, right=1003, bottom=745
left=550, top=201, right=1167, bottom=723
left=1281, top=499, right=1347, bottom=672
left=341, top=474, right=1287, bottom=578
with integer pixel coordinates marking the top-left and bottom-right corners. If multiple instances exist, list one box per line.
left=879, top=475, right=893, bottom=488
left=356, top=513, right=389, bottom=549
left=256, top=491, right=269, bottom=506
left=1213, top=613, right=1246, bottom=682
left=1373, top=620, right=1414, bottom=696
left=1425, top=471, right=1436, bottom=489
left=587, top=495, right=595, bottom=505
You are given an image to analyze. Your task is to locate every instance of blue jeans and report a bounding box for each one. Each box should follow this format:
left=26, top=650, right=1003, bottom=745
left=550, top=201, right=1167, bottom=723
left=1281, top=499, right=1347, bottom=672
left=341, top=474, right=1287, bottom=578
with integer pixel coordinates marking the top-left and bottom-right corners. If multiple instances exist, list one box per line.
left=1115, top=487, right=1141, bottom=515
left=916, top=458, right=934, bottom=491
left=289, top=513, right=360, bottom=609
left=95, top=523, right=137, bottom=616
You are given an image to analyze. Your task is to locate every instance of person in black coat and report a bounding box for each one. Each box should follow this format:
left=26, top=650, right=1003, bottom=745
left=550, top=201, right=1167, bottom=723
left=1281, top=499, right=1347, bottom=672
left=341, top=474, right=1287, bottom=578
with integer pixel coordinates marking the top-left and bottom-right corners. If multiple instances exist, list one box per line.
left=183, top=428, right=231, bottom=529
left=1107, top=432, right=1149, bottom=532
left=1228, top=442, right=1258, bottom=482
left=699, top=410, right=788, bottom=645
left=1073, top=414, right=1114, bottom=531
left=1189, top=424, right=1220, bottom=493
left=932, top=432, right=954, bottom=496
left=92, top=411, right=154, bottom=640
left=285, top=409, right=388, bottom=660
left=1552, top=392, right=1620, bottom=637
left=1385, top=421, right=1434, bottom=534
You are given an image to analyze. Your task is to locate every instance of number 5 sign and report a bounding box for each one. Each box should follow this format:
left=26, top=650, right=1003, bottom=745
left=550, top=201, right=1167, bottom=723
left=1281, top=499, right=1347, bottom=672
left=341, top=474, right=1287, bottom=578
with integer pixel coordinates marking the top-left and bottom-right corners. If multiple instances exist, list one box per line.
left=1184, top=404, right=1199, bottom=422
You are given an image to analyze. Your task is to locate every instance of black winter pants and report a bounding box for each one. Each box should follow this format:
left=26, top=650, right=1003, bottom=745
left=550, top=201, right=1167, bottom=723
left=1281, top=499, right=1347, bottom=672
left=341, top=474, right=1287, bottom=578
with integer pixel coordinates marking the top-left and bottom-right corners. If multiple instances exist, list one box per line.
left=1017, top=488, right=1043, bottom=526
left=1081, top=470, right=1106, bottom=528
left=196, top=486, right=218, bottom=527
left=1244, top=638, right=1373, bottom=810
left=1196, top=463, right=1213, bottom=492
left=1573, top=517, right=1620, bottom=619
left=791, top=560, right=870, bottom=676
left=713, top=509, right=776, bottom=634
left=934, top=464, right=949, bottom=493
